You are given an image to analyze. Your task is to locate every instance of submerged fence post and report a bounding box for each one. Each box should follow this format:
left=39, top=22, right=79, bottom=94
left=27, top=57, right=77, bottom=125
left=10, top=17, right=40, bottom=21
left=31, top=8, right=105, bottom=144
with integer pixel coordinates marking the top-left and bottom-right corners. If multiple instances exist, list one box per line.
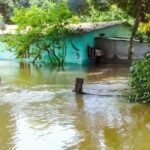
left=74, top=78, right=84, bottom=94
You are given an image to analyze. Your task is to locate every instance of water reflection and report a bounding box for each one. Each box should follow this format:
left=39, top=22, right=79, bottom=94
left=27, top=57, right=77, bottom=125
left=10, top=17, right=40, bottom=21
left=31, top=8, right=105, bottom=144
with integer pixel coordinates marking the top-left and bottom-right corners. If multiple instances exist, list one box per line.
left=10, top=94, right=80, bottom=150
left=0, top=61, right=83, bottom=85
left=0, top=103, right=16, bottom=150
left=1, top=61, right=150, bottom=150
left=85, top=64, right=129, bottom=82
left=0, top=61, right=129, bottom=85
left=75, top=94, right=84, bottom=111
left=103, top=127, right=120, bottom=149
left=19, top=63, right=31, bottom=80
left=74, top=94, right=99, bottom=150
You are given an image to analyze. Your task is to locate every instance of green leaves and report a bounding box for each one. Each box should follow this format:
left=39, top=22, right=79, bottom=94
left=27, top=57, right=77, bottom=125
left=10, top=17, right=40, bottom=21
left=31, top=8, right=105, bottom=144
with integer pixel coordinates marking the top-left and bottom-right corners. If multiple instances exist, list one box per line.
left=129, top=55, right=150, bottom=103
left=80, top=4, right=133, bottom=23
left=12, top=6, right=48, bottom=30
left=139, top=15, right=150, bottom=35
left=11, top=2, right=79, bottom=34
left=3, top=2, right=79, bottom=66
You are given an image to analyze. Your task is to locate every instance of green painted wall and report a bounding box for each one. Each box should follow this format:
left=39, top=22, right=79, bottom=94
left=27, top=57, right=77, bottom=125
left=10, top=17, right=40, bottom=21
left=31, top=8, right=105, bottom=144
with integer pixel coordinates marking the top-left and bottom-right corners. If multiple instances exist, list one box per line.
left=64, top=24, right=131, bottom=64
left=98, top=24, right=131, bottom=39
left=0, top=24, right=131, bottom=64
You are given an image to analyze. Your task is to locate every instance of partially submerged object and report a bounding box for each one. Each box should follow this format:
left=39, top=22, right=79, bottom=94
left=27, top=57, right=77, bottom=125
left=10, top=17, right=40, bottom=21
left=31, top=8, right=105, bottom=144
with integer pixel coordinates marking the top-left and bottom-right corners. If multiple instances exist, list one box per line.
left=74, top=78, right=84, bottom=94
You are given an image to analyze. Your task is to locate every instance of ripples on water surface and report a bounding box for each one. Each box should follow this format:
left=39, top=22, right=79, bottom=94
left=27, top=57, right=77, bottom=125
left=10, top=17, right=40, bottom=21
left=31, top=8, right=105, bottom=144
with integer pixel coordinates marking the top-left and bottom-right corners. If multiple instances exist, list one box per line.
left=1, top=61, right=150, bottom=150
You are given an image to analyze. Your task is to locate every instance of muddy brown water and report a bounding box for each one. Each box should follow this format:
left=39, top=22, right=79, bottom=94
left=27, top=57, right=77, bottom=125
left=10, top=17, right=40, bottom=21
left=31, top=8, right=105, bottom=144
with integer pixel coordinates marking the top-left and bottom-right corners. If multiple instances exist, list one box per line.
left=0, top=61, right=150, bottom=150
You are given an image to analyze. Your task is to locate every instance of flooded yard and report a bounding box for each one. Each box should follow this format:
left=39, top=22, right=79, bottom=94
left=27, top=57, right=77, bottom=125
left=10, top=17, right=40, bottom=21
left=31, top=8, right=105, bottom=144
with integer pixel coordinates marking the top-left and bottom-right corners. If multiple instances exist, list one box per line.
left=0, top=61, right=150, bottom=150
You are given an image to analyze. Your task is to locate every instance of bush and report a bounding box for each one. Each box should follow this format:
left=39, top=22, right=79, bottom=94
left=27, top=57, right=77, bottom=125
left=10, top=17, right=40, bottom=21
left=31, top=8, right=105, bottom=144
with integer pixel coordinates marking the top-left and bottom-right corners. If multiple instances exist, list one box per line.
left=129, top=54, right=150, bottom=103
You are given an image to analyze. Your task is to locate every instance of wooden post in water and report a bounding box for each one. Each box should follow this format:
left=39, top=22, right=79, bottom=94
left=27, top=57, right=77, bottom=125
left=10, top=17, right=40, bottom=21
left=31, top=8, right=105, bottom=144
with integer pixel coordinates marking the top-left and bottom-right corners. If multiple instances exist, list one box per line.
left=74, top=78, right=84, bottom=94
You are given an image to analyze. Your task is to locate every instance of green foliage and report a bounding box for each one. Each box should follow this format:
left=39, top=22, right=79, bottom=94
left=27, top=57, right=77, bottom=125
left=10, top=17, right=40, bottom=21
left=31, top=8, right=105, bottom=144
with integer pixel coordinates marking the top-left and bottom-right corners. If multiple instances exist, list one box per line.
left=3, top=2, right=79, bottom=66
left=80, top=5, right=133, bottom=23
left=0, top=0, right=14, bottom=22
left=139, top=15, right=150, bottom=46
left=110, top=0, right=150, bottom=20
left=0, top=0, right=59, bottom=23
left=140, top=15, right=150, bottom=35
left=85, top=0, right=112, bottom=12
left=129, top=55, right=150, bottom=103
left=0, top=14, right=3, bottom=21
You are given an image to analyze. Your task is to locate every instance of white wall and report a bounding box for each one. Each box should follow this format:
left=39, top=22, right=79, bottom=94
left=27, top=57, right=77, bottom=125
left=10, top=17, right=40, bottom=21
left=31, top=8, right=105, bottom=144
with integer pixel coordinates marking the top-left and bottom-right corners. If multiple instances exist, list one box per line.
left=95, top=38, right=150, bottom=59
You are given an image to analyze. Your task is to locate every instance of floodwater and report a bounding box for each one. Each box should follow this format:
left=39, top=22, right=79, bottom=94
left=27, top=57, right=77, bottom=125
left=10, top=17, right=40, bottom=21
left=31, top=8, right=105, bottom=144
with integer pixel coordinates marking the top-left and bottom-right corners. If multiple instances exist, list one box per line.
left=0, top=61, right=150, bottom=150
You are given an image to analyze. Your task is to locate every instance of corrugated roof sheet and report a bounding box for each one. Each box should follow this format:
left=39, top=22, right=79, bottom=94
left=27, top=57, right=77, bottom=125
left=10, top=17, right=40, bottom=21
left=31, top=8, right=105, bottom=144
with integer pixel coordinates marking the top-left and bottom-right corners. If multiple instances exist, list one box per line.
left=69, top=21, right=122, bottom=33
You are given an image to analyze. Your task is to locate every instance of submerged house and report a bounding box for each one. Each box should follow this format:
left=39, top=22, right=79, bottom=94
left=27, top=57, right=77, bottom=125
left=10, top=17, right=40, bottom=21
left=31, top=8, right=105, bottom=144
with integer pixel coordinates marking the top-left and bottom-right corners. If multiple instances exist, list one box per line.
left=0, top=21, right=150, bottom=64
left=64, top=21, right=131, bottom=64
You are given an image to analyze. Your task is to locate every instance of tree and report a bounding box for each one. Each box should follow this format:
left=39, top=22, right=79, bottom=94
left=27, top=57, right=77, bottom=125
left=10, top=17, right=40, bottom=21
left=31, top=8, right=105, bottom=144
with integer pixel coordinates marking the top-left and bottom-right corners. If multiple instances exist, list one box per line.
left=0, top=0, right=14, bottom=22
left=128, top=0, right=143, bottom=60
left=0, top=0, right=59, bottom=23
left=3, top=2, right=79, bottom=66
left=111, top=0, right=150, bottom=60
left=0, top=0, right=30, bottom=22
left=89, top=0, right=150, bottom=60
left=129, top=15, right=150, bottom=103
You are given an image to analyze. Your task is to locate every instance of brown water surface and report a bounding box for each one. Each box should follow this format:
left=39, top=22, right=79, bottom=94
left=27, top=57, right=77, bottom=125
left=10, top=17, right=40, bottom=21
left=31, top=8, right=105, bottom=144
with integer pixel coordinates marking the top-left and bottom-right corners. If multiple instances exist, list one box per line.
left=0, top=61, right=150, bottom=150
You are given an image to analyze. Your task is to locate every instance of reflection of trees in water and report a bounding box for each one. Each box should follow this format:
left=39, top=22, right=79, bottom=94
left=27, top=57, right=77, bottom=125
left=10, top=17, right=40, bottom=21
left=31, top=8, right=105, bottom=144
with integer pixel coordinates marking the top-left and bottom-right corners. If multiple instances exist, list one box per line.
left=3, top=61, right=84, bottom=85
left=19, top=62, right=73, bottom=85
left=0, top=104, right=16, bottom=150
left=20, top=62, right=31, bottom=75
left=17, top=62, right=31, bottom=83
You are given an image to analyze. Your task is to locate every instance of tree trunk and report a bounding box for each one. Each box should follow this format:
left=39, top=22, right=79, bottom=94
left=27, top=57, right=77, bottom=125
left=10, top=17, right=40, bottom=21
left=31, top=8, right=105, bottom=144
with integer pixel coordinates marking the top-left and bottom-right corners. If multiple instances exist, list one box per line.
left=0, top=4, right=6, bottom=20
left=128, top=0, right=142, bottom=61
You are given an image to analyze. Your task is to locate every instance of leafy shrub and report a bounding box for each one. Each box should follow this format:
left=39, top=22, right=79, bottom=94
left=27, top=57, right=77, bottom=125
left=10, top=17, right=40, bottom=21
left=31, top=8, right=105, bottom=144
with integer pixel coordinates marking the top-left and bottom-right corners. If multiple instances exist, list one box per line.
left=80, top=5, right=133, bottom=24
left=129, top=54, right=150, bottom=103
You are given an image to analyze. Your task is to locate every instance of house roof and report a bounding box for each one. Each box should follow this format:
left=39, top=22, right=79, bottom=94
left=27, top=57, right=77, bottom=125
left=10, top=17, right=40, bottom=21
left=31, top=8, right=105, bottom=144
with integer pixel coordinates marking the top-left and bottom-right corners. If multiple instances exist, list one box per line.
left=69, top=21, right=122, bottom=33
left=0, top=21, right=122, bottom=35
